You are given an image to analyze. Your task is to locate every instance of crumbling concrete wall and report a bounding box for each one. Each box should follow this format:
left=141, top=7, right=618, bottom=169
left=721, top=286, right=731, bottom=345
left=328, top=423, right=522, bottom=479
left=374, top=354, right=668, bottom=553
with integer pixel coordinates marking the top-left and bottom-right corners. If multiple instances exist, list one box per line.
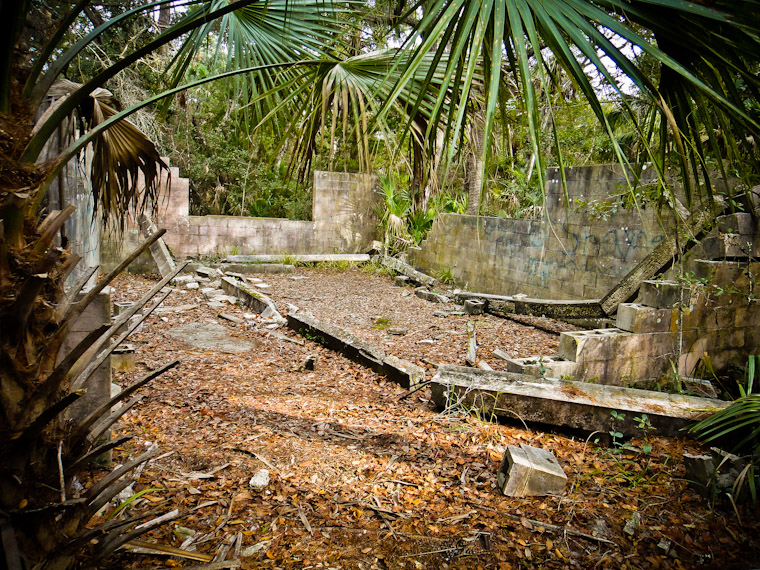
left=409, top=164, right=676, bottom=299
left=102, top=169, right=380, bottom=269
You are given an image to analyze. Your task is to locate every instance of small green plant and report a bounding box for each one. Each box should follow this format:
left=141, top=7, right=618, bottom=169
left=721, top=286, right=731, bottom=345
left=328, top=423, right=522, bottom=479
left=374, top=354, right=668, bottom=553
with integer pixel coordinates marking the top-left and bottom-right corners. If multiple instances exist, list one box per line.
left=609, top=410, right=626, bottom=453
left=278, top=254, right=298, bottom=266
left=633, top=414, right=655, bottom=453
left=229, top=245, right=240, bottom=256
left=371, top=317, right=391, bottom=330
left=436, top=267, right=455, bottom=285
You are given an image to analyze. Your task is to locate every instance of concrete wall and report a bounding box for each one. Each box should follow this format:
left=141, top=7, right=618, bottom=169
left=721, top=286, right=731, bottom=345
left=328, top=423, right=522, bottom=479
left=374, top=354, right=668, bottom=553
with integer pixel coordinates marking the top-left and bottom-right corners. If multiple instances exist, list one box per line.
left=103, top=169, right=380, bottom=268
left=409, top=164, right=677, bottom=299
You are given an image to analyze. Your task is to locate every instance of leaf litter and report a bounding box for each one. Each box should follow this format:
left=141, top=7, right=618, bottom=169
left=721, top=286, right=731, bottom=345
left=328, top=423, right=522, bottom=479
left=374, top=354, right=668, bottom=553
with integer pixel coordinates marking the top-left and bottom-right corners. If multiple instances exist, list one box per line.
left=98, top=266, right=759, bottom=569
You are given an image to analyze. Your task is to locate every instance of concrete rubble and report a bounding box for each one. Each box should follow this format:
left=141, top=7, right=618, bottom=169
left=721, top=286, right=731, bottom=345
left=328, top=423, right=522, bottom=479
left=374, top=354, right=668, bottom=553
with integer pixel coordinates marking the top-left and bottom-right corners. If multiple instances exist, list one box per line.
left=380, top=255, right=438, bottom=287
left=497, top=444, right=567, bottom=497
left=221, top=276, right=286, bottom=323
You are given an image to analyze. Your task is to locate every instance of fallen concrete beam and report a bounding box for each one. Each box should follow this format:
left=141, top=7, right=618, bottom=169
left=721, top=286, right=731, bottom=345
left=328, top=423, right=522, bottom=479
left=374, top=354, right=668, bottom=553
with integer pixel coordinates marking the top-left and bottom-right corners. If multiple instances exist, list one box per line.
left=287, top=312, right=424, bottom=389
left=415, top=287, right=449, bottom=303
left=221, top=276, right=285, bottom=322
left=455, top=291, right=605, bottom=319
left=599, top=198, right=726, bottom=316
left=139, top=215, right=176, bottom=278
left=226, top=254, right=370, bottom=263
left=379, top=255, right=437, bottom=287
left=430, top=365, right=728, bottom=438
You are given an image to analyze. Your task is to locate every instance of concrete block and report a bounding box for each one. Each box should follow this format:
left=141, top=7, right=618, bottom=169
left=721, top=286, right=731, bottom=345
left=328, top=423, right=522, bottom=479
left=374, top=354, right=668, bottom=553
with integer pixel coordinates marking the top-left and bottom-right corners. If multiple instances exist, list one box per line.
left=497, top=444, right=567, bottom=497
left=716, top=212, right=756, bottom=236
left=111, top=344, right=136, bottom=373
left=394, top=275, right=411, bottom=287
left=464, top=300, right=485, bottom=315
left=62, top=288, right=112, bottom=426
left=640, top=280, right=692, bottom=309
left=414, top=287, right=449, bottom=303
left=616, top=303, right=676, bottom=333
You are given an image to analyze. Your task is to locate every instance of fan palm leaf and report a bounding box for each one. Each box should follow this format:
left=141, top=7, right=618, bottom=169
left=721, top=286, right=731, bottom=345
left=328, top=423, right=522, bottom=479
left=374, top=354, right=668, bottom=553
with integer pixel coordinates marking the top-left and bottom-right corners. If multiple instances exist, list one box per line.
left=256, top=48, right=460, bottom=180
left=385, top=0, right=760, bottom=202
left=165, top=0, right=352, bottom=125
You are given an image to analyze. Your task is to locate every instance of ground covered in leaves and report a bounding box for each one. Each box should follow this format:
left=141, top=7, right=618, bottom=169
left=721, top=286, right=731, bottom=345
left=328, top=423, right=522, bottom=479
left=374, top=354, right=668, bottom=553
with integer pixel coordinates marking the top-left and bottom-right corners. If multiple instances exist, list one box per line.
left=98, top=266, right=759, bottom=569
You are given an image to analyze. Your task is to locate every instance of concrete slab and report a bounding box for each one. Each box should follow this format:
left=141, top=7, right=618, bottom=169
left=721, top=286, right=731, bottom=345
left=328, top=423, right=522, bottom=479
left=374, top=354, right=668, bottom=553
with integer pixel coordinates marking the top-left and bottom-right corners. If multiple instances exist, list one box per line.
left=218, top=263, right=296, bottom=274
left=430, top=365, right=728, bottom=437
left=139, top=215, right=177, bottom=278
left=166, top=322, right=256, bottom=353
left=380, top=255, right=438, bottom=287
left=415, top=287, right=450, bottom=303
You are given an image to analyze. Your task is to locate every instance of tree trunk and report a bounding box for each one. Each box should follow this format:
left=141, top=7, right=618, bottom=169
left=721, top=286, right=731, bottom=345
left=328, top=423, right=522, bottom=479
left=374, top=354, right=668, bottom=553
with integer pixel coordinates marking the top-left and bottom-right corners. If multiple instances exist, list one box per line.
left=466, top=113, right=485, bottom=215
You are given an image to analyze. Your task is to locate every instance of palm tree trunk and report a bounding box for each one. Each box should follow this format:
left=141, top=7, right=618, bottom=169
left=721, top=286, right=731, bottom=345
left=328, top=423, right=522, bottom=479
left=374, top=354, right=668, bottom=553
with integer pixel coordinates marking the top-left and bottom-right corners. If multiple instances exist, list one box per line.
left=466, top=113, right=485, bottom=215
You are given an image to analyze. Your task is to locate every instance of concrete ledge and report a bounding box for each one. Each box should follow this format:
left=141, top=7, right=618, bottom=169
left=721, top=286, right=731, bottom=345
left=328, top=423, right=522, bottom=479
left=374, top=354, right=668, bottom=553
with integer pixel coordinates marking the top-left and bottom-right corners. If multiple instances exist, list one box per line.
left=455, top=291, right=605, bottom=319
left=221, top=276, right=285, bottom=322
left=430, top=365, right=728, bottom=437
left=287, top=312, right=424, bottom=389
left=226, top=254, right=370, bottom=263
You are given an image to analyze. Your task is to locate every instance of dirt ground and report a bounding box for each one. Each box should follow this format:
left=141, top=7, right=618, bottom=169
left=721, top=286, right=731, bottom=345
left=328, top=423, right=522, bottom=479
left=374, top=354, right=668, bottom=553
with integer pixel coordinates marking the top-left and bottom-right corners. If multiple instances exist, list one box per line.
left=100, top=265, right=759, bottom=569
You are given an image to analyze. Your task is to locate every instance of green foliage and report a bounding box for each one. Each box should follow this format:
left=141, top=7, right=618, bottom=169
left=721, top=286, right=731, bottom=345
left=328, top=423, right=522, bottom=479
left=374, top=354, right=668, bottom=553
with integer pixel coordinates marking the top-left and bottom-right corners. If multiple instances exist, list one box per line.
left=435, top=267, right=455, bottom=285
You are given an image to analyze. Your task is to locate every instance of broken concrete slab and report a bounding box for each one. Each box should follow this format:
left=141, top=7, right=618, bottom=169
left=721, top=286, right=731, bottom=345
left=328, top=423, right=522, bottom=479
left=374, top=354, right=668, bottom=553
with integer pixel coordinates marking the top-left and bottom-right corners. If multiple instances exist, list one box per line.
left=139, top=215, right=177, bottom=278
left=286, top=312, right=423, bottom=389
left=492, top=349, right=512, bottom=361
left=503, top=355, right=576, bottom=379
left=430, top=365, right=729, bottom=438
left=394, top=275, right=411, bottom=287
left=226, top=254, right=370, bottom=263
left=221, top=276, right=285, bottom=323
left=455, top=291, right=605, bottom=319
left=415, top=287, right=450, bottom=303
left=166, top=322, right=256, bottom=353
left=196, top=266, right=223, bottom=279
left=383, top=355, right=425, bottom=390
left=682, top=377, right=718, bottom=399
left=497, top=444, right=567, bottom=497
left=219, top=312, right=244, bottom=325
left=380, top=255, right=438, bottom=287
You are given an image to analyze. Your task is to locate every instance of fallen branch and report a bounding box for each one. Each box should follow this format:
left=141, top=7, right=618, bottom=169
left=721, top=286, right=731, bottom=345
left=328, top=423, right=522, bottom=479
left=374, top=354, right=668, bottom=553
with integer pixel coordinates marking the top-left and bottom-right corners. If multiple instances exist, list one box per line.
left=501, top=513, right=616, bottom=545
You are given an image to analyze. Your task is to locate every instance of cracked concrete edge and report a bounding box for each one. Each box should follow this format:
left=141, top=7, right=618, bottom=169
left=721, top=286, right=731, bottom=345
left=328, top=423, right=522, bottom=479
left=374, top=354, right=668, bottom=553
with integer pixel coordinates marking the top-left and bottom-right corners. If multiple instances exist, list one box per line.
left=286, top=312, right=424, bottom=389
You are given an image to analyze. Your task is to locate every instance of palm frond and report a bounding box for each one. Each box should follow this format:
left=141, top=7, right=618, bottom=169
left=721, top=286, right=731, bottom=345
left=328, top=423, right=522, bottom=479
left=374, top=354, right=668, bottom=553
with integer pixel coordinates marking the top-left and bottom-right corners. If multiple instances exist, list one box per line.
left=38, top=80, right=167, bottom=225
left=387, top=0, right=760, bottom=203
left=165, top=0, right=353, bottom=124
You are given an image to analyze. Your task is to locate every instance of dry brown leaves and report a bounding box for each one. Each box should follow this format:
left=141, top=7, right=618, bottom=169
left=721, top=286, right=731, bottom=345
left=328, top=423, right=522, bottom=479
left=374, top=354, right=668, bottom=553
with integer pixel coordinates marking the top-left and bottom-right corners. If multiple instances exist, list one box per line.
left=95, top=267, right=759, bottom=570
